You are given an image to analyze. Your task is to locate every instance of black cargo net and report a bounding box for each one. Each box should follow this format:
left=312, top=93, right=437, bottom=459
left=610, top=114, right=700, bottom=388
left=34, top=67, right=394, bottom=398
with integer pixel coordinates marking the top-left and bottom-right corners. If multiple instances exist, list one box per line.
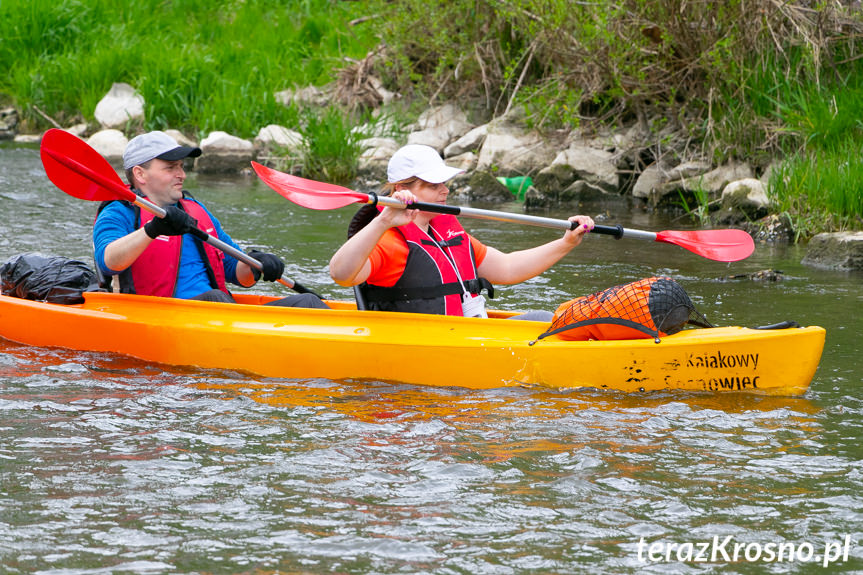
left=538, top=277, right=713, bottom=342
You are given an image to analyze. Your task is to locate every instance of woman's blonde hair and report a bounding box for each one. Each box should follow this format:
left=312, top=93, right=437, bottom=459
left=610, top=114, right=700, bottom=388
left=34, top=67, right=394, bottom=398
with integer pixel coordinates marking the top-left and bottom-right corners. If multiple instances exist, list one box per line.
left=382, top=176, right=418, bottom=195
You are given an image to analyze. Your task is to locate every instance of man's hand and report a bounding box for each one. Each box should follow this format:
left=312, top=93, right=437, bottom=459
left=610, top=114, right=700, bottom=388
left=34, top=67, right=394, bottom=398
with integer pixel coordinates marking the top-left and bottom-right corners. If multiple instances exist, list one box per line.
left=248, top=251, right=285, bottom=282
left=144, top=206, right=197, bottom=239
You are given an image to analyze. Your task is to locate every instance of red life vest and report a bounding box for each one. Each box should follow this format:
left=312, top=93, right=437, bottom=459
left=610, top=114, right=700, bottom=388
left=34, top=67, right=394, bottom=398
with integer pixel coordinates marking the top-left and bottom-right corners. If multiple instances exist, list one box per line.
left=361, top=214, right=490, bottom=316
left=131, top=199, right=228, bottom=297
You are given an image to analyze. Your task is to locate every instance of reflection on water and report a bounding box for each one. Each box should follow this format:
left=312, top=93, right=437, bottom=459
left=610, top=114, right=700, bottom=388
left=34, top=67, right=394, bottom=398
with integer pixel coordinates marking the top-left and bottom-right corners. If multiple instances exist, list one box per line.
left=2, top=145, right=863, bottom=573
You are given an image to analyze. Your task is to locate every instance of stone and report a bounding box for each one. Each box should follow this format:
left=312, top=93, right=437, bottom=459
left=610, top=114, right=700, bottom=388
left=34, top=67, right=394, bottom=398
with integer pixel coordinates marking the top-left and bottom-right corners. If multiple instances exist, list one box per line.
left=86, top=129, right=128, bottom=165
left=747, top=213, right=795, bottom=243
left=358, top=136, right=400, bottom=154
left=0, top=107, right=19, bottom=140
left=367, top=76, right=399, bottom=106
left=406, top=104, right=473, bottom=152
left=13, top=134, right=41, bottom=144
left=801, top=231, right=863, bottom=270
left=407, top=126, right=453, bottom=153
left=444, top=124, right=488, bottom=157
left=94, top=83, right=145, bottom=129
left=444, top=151, right=478, bottom=174
left=353, top=116, right=402, bottom=139
left=357, top=137, right=401, bottom=175
left=417, top=104, right=468, bottom=130
left=535, top=145, right=619, bottom=194
left=65, top=123, right=89, bottom=138
left=164, top=129, right=198, bottom=148
left=255, top=124, right=306, bottom=151
left=476, top=127, right=557, bottom=173
left=647, top=161, right=755, bottom=207
left=722, top=269, right=784, bottom=281
left=631, top=162, right=670, bottom=199
left=665, top=160, right=713, bottom=181
left=196, top=131, right=255, bottom=173
left=274, top=85, right=332, bottom=107
left=716, top=178, right=771, bottom=224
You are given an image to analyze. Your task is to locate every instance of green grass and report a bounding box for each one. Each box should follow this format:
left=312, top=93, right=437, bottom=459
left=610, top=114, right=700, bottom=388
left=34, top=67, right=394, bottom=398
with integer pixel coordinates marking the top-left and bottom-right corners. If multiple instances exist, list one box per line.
left=299, top=106, right=366, bottom=183
left=0, top=0, right=382, bottom=138
left=3, top=0, right=863, bottom=230
left=734, top=49, right=863, bottom=237
left=769, top=140, right=863, bottom=240
left=689, top=43, right=863, bottom=234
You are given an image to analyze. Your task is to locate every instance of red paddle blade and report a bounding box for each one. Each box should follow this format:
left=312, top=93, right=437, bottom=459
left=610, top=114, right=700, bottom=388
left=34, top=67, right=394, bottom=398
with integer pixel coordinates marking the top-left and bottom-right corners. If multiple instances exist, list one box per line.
left=656, top=229, right=755, bottom=262
left=251, top=162, right=370, bottom=210
left=40, top=128, right=134, bottom=202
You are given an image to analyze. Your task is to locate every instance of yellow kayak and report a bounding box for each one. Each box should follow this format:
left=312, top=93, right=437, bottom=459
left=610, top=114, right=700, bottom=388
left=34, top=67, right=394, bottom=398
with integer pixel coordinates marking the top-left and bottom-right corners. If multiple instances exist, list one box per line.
left=0, top=292, right=825, bottom=395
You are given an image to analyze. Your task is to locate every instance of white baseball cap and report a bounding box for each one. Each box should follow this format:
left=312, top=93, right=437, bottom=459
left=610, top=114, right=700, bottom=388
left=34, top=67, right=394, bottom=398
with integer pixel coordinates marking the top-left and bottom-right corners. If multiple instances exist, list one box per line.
left=123, top=131, right=201, bottom=170
left=387, top=144, right=464, bottom=184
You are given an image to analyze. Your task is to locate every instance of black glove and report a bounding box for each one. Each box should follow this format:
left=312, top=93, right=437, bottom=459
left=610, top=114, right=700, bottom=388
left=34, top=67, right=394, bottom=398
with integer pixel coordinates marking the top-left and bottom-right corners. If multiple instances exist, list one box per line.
left=144, top=206, right=197, bottom=239
left=248, top=250, right=285, bottom=282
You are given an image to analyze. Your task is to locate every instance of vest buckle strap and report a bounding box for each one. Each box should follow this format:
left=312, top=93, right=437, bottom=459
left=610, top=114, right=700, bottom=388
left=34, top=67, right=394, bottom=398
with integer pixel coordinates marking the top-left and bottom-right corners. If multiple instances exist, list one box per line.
left=465, top=277, right=495, bottom=300
left=421, top=236, right=464, bottom=248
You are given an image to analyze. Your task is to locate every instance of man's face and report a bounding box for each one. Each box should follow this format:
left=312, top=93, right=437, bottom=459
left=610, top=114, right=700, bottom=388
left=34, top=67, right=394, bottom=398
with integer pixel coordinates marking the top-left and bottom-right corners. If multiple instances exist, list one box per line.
left=133, top=159, right=186, bottom=206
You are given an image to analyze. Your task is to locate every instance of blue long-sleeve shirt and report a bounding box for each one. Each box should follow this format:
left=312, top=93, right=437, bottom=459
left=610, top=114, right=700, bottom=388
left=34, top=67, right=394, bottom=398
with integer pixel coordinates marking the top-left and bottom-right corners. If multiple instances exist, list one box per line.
left=93, top=199, right=244, bottom=299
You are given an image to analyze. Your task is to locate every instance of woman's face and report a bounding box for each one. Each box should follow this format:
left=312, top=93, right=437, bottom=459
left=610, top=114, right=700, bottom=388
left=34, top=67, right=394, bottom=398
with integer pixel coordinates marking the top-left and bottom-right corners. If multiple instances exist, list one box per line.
left=406, top=179, right=449, bottom=204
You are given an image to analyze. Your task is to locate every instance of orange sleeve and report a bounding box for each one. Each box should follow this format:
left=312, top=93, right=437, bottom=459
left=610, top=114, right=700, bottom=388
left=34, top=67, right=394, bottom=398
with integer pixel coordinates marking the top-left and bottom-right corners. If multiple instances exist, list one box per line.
left=469, top=234, right=488, bottom=267
left=366, top=228, right=409, bottom=287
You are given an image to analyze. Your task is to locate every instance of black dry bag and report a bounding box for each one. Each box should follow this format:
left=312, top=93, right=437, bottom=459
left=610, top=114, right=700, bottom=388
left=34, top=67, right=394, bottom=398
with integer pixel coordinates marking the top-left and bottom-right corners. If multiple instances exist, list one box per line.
left=1, top=253, right=101, bottom=305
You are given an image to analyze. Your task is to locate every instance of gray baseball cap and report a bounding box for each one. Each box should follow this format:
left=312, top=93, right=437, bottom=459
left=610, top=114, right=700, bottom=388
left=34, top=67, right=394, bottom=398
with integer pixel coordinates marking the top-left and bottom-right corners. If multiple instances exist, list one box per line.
left=123, top=131, right=201, bottom=170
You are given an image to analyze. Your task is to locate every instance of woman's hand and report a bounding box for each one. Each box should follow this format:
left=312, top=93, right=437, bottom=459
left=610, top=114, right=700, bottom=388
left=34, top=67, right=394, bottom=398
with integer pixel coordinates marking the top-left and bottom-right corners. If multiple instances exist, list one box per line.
left=378, top=189, right=419, bottom=228
left=562, top=215, right=595, bottom=247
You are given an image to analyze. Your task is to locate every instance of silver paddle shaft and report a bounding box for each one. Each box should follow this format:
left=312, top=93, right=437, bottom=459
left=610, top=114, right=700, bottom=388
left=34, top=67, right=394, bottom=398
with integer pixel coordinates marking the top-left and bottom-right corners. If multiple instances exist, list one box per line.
left=133, top=196, right=299, bottom=289
left=373, top=195, right=658, bottom=241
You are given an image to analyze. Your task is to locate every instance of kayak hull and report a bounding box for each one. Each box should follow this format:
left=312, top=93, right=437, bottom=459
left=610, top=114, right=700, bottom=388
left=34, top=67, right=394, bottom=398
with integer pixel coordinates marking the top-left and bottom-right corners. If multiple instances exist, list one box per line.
left=0, top=292, right=825, bottom=395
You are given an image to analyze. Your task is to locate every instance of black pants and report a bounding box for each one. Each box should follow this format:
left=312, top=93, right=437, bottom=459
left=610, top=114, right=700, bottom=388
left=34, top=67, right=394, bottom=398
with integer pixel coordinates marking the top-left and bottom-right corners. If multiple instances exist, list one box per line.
left=190, top=289, right=330, bottom=309
left=190, top=289, right=236, bottom=303
left=264, top=293, right=330, bottom=309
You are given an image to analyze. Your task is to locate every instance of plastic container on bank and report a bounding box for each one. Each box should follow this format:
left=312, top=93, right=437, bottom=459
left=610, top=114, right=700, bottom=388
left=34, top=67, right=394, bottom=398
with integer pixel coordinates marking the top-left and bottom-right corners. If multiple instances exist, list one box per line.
left=496, top=176, right=533, bottom=201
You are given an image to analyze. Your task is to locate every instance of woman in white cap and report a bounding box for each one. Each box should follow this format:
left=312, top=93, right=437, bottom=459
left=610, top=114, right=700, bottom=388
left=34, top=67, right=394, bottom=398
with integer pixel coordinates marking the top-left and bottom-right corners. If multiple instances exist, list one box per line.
left=329, top=144, right=594, bottom=319
left=94, top=131, right=327, bottom=308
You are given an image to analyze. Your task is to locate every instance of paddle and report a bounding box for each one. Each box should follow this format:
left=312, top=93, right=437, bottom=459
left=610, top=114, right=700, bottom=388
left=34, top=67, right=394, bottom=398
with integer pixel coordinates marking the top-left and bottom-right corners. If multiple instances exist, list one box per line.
left=252, top=162, right=755, bottom=262
left=39, top=129, right=322, bottom=297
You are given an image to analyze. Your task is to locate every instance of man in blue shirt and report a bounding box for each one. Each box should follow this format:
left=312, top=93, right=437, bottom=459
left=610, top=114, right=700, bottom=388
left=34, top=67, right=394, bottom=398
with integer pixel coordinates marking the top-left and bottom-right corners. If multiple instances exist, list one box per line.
left=94, top=131, right=327, bottom=308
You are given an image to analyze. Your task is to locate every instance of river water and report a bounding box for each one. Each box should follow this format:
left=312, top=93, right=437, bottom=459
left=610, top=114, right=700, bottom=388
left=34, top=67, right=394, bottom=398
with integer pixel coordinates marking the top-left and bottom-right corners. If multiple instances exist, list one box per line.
left=1, top=143, right=861, bottom=574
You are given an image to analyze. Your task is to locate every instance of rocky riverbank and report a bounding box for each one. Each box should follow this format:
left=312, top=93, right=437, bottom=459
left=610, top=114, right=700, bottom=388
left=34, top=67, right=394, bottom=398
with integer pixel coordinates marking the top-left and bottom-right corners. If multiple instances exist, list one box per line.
left=2, top=83, right=861, bottom=270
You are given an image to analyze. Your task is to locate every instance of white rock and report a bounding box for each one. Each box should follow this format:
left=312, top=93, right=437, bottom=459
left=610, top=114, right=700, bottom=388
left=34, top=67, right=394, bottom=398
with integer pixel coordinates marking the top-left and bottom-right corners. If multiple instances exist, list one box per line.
left=631, top=163, right=667, bottom=199
left=444, top=124, right=488, bottom=158
left=721, top=178, right=770, bottom=208
left=14, top=134, right=42, bottom=144
left=201, top=131, right=253, bottom=151
left=445, top=151, right=478, bottom=173
left=94, top=83, right=145, bottom=129
left=417, top=104, right=468, bottom=130
left=255, top=124, right=305, bottom=149
left=274, top=85, right=331, bottom=107
left=197, top=131, right=255, bottom=173
left=357, top=136, right=400, bottom=153
left=86, top=129, right=128, bottom=163
left=65, top=123, right=89, bottom=138
left=476, top=129, right=556, bottom=173
left=164, top=129, right=198, bottom=148
left=407, top=126, right=452, bottom=152
left=548, top=145, right=619, bottom=192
